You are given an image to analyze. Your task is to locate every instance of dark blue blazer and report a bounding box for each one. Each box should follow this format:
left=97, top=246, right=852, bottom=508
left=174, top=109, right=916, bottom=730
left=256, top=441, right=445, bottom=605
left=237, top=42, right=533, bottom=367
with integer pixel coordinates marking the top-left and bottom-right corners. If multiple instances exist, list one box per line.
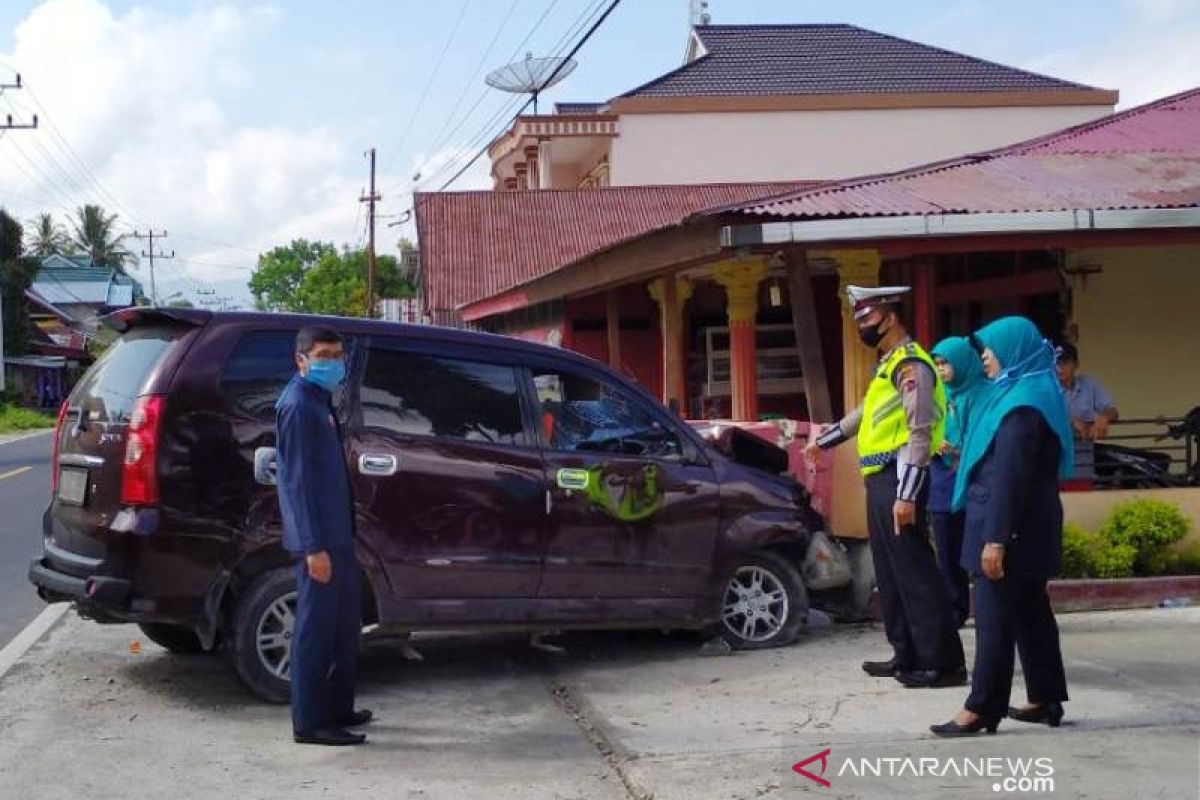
left=961, top=407, right=1063, bottom=578
left=276, top=375, right=355, bottom=555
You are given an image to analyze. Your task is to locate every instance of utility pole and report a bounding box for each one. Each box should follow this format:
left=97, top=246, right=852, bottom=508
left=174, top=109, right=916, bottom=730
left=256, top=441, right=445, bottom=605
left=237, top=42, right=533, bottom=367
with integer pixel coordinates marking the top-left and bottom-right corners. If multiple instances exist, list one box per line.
left=131, top=229, right=175, bottom=306
left=0, top=72, right=38, bottom=395
left=360, top=148, right=381, bottom=318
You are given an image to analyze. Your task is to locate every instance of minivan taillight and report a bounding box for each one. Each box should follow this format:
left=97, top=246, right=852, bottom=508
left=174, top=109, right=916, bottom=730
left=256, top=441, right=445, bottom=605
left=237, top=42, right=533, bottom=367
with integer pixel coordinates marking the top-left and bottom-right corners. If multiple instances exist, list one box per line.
left=51, top=400, right=70, bottom=492
left=121, top=395, right=165, bottom=505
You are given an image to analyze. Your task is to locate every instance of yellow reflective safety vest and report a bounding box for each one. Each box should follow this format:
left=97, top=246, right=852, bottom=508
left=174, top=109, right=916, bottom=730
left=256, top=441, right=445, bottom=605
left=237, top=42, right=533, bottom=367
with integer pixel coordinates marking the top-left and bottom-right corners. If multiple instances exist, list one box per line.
left=857, top=342, right=946, bottom=475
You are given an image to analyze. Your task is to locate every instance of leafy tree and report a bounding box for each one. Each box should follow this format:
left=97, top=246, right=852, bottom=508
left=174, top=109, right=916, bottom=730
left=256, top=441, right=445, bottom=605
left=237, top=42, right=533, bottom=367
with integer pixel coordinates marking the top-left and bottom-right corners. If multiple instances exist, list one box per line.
left=25, top=213, right=73, bottom=257
left=248, top=239, right=415, bottom=316
left=1, top=209, right=39, bottom=356
left=71, top=204, right=135, bottom=272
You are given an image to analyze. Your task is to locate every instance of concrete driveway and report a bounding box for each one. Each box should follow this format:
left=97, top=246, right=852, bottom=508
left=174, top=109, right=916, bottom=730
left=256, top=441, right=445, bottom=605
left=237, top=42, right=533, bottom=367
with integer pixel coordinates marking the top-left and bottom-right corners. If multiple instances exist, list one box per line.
left=0, top=607, right=1196, bottom=799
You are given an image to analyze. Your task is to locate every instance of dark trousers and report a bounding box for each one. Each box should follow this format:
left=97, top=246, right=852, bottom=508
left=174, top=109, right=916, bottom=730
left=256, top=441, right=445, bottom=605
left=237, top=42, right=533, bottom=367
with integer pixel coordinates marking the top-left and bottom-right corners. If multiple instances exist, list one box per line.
left=865, top=466, right=965, bottom=672
left=931, top=511, right=971, bottom=627
left=966, top=576, right=1068, bottom=718
left=291, top=547, right=362, bottom=734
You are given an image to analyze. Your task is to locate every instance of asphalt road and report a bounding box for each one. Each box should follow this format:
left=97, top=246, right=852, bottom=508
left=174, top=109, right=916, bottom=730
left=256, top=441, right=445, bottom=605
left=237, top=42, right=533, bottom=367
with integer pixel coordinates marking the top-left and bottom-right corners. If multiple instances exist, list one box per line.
left=0, top=430, right=54, bottom=648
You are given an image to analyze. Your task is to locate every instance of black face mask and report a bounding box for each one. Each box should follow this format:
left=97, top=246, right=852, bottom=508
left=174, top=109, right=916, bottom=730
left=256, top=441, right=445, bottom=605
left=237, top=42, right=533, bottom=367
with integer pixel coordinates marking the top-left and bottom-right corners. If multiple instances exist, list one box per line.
left=858, top=320, right=886, bottom=347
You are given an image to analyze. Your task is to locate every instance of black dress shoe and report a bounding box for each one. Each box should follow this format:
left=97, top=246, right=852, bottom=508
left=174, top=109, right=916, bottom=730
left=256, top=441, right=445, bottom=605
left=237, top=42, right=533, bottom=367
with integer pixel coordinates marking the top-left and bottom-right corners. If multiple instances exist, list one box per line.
left=293, top=727, right=367, bottom=746
left=337, top=708, right=374, bottom=727
left=862, top=658, right=898, bottom=677
left=930, top=714, right=1001, bottom=737
left=895, top=666, right=968, bottom=688
left=1007, top=702, right=1064, bottom=727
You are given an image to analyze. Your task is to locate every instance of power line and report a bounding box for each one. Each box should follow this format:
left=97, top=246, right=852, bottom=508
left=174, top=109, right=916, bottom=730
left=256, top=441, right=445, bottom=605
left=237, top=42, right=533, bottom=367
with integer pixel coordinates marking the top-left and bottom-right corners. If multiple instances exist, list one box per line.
left=435, top=0, right=624, bottom=192
left=380, top=0, right=476, bottom=176
left=416, top=0, right=612, bottom=193
left=388, top=0, right=563, bottom=199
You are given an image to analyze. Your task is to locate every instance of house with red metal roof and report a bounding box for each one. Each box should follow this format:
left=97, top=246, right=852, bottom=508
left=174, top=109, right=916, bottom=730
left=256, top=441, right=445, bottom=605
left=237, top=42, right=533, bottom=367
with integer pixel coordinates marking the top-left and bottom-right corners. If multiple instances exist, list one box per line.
left=489, top=24, right=1116, bottom=190
left=420, top=85, right=1200, bottom=539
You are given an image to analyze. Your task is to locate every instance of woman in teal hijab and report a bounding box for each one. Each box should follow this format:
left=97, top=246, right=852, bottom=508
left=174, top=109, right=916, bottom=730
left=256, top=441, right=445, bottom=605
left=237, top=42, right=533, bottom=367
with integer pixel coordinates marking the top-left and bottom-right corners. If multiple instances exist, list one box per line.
left=927, top=336, right=989, bottom=627
left=932, top=317, right=1074, bottom=737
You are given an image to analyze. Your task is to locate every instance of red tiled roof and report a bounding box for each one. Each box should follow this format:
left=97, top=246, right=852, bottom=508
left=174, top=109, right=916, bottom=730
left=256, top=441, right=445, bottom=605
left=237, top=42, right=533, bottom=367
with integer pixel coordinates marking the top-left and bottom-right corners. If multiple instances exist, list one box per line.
left=415, top=182, right=816, bottom=313
left=623, top=25, right=1107, bottom=99
left=720, top=87, right=1200, bottom=219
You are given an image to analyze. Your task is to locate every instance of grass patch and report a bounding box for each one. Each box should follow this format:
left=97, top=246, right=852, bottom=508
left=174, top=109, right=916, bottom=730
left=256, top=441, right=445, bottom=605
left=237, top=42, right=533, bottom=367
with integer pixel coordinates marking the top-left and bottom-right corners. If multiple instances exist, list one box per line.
left=0, top=403, right=57, bottom=433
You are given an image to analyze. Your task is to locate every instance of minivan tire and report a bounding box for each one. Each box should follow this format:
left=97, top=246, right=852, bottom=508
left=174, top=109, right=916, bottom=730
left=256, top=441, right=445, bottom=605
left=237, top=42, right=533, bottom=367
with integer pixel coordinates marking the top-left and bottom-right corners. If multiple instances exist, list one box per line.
left=719, top=550, right=808, bottom=650
left=230, top=567, right=296, bottom=704
left=137, top=622, right=207, bottom=654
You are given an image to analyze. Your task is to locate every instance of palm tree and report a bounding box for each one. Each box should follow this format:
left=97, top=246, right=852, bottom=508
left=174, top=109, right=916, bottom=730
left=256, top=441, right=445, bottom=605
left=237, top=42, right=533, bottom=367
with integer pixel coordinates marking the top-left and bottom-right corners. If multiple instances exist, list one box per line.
left=71, top=204, right=135, bottom=272
left=25, top=212, right=73, bottom=258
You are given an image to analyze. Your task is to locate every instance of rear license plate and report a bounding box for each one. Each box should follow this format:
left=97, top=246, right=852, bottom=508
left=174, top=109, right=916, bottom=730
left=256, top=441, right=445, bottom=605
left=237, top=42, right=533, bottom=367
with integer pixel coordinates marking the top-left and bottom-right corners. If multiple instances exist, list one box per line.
left=58, top=467, right=88, bottom=506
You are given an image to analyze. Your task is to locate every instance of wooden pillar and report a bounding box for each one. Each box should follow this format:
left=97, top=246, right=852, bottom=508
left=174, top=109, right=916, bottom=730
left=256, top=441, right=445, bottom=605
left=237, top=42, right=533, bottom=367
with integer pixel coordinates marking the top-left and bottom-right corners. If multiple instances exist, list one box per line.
left=648, top=275, right=693, bottom=413
left=913, top=257, right=935, bottom=347
left=824, top=248, right=882, bottom=541
left=713, top=257, right=768, bottom=422
left=605, top=289, right=621, bottom=371
left=784, top=248, right=833, bottom=422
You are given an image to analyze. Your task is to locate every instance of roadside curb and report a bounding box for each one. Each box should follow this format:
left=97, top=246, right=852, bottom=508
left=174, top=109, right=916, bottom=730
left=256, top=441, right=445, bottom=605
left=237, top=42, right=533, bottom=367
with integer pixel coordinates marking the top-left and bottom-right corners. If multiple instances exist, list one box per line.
left=0, top=604, right=70, bottom=681
left=1049, top=575, right=1200, bottom=612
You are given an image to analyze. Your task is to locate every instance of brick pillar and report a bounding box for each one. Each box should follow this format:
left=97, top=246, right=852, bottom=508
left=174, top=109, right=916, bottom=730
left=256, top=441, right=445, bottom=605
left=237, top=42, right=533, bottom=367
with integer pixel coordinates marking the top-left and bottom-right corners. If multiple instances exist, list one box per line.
left=713, top=257, right=768, bottom=422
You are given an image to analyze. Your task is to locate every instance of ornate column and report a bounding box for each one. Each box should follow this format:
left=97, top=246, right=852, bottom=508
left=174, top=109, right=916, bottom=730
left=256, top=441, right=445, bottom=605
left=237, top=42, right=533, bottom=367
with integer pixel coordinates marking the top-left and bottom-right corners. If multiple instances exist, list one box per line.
left=827, top=248, right=882, bottom=406
left=648, top=275, right=693, bottom=413
left=713, top=257, right=768, bottom=422
left=524, top=145, right=540, bottom=190
left=514, top=162, right=529, bottom=190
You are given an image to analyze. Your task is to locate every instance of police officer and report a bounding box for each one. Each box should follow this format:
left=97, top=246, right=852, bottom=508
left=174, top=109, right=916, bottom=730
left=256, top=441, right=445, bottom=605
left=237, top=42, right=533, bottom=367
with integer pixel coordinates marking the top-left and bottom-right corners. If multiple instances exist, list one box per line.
left=276, top=326, right=372, bottom=746
left=806, top=286, right=966, bottom=687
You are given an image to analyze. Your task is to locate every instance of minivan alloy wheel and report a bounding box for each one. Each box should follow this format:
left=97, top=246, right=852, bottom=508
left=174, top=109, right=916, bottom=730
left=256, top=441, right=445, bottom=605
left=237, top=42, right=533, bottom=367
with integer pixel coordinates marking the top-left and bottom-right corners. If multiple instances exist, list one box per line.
left=723, top=565, right=790, bottom=642
left=256, top=592, right=297, bottom=680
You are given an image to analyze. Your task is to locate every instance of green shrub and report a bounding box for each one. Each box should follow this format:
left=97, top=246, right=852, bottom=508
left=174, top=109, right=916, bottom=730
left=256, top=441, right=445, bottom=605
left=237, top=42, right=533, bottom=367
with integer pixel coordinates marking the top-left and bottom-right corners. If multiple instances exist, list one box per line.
left=1061, top=523, right=1094, bottom=578
left=1061, top=523, right=1137, bottom=579
left=1100, top=499, right=1192, bottom=575
left=1161, top=539, right=1200, bottom=576
left=0, top=404, right=57, bottom=433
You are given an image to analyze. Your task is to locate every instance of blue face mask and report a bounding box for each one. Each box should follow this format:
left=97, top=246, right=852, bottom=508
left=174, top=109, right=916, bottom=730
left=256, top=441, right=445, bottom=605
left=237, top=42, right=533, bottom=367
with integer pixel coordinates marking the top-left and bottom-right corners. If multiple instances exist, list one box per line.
left=303, top=358, right=346, bottom=392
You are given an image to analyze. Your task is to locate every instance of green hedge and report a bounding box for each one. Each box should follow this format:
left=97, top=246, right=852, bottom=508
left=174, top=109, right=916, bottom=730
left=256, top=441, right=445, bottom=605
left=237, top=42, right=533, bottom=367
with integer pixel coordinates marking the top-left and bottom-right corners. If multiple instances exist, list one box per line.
left=1061, top=499, right=1194, bottom=579
left=0, top=404, right=57, bottom=433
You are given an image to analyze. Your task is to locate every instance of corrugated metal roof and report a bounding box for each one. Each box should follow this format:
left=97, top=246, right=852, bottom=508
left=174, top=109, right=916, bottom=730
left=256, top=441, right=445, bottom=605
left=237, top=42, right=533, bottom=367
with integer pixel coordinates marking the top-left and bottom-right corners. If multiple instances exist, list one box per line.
left=30, top=280, right=114, bottom=305
left=725, top=87, right=1200, bottom=219
left=623, top=25, right=1106, bottom=99
left=416, top=182, right=816, bottom=313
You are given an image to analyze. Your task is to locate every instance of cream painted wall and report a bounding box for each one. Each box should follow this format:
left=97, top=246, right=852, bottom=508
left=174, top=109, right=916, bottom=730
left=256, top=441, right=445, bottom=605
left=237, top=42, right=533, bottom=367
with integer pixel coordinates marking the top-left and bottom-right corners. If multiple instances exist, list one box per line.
left=1068, top=245, right=1200, bottom=420
left=608, top=105, right=1111, bottom=183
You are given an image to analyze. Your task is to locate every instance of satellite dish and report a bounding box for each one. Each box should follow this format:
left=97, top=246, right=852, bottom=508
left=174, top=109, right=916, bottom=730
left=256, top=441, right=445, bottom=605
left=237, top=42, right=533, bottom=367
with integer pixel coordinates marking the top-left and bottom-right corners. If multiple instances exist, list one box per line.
left=485, top=52, right=577, bottom=114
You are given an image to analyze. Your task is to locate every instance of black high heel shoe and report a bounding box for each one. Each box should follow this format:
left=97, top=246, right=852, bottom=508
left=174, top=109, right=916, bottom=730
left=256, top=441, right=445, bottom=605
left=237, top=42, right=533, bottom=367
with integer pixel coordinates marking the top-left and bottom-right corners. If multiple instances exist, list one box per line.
left=1007, top=702, right=1064, bottom=727
left=930, top=714, right=1002, bottom=737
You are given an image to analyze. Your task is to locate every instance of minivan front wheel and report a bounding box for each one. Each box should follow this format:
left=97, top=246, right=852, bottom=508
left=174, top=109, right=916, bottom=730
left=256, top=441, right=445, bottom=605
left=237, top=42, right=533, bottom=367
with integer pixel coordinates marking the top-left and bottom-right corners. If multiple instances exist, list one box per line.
left=719, top=551, right=808, bottom=650
left=230, top=567, right=296, bottom=704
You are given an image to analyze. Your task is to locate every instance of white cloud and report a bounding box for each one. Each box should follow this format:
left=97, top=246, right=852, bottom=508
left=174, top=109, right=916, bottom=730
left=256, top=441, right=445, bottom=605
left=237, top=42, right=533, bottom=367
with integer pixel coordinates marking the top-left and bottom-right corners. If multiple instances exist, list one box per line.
left=1028, top=1, right=1200, bottom=108
left=0, top=0, right=406, bottom=305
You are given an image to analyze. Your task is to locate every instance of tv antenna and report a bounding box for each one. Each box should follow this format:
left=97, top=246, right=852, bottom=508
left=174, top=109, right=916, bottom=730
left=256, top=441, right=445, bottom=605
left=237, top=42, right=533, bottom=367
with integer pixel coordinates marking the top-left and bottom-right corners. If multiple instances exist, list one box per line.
left=485, top=52, right=577, bottom=115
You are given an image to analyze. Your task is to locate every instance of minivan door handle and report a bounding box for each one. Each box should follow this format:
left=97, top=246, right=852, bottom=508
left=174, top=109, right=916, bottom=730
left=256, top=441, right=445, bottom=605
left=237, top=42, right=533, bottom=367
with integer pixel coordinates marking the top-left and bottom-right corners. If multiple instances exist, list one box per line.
left=358, top=453, right=399, bottom=476
left=253, top=447, right=277, bottom=486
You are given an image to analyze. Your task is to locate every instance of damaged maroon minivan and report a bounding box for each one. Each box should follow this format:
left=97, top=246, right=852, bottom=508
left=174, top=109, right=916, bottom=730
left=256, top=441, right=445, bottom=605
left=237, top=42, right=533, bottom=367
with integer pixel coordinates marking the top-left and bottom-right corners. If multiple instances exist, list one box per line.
left=31, top=308, right=865, bottom=701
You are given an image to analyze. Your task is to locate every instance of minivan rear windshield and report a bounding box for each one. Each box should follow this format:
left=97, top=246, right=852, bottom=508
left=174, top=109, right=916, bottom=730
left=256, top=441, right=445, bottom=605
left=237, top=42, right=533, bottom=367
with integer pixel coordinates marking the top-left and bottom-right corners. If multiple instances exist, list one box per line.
left=71, top=326, right=182, bottom=424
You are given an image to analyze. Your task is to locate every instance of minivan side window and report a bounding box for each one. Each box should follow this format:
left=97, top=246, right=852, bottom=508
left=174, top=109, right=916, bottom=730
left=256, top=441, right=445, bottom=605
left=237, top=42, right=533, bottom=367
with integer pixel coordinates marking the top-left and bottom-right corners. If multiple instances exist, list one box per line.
left=533, top=368, right=683, bottom=459
left=220, top=331, right=299, bottom=419
left=361, top=347, right=525, bottom=446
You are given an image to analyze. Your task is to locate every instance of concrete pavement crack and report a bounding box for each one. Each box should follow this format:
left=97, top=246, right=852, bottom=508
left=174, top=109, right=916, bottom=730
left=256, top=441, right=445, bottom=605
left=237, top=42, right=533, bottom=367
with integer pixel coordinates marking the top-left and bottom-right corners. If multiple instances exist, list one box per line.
left=550, top=679, right=655, bottom=800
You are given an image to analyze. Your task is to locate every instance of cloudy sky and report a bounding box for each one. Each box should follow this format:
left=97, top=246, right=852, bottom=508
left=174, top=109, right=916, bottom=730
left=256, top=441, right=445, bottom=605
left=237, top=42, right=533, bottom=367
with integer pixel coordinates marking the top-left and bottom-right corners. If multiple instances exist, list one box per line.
left=1, top=0, right=1198, bottom=306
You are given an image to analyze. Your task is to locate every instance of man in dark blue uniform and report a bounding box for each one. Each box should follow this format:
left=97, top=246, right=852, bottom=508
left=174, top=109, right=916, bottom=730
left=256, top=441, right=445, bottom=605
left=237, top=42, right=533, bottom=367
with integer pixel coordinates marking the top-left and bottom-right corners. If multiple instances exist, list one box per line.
left=276, top=325, right=371, bottom=746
